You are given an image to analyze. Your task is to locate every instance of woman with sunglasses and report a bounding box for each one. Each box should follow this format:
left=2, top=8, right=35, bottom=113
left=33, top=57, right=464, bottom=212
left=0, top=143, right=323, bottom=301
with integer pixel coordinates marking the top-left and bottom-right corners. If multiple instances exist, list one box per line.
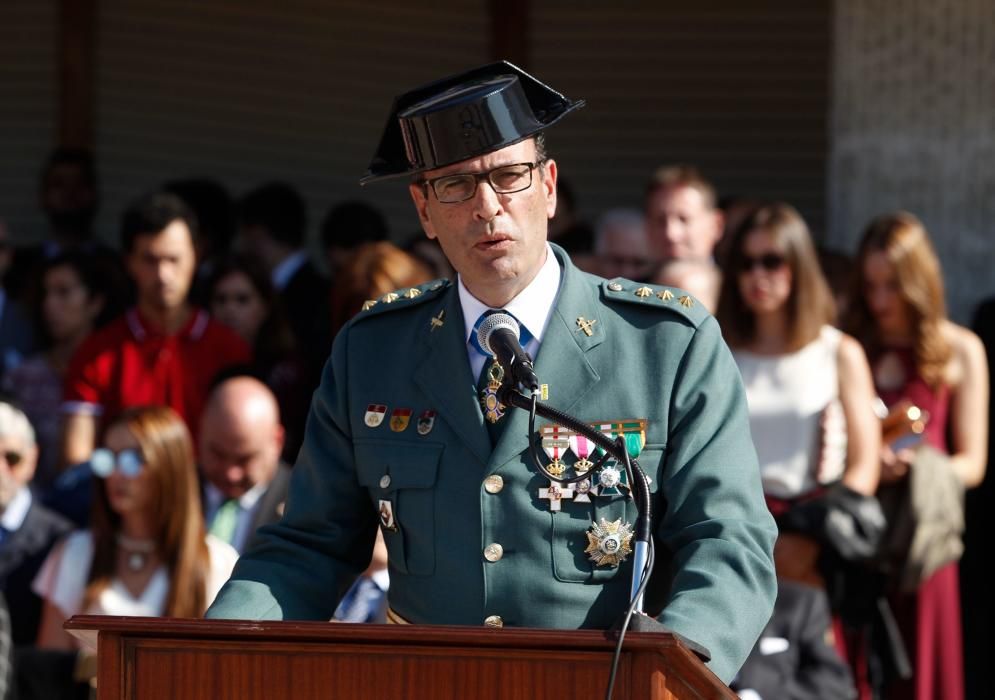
left=717, top=202, right=882, bottom=694
left=32, top=405, right=238, bottom=651
left=844, top=212, right=988, bottom=700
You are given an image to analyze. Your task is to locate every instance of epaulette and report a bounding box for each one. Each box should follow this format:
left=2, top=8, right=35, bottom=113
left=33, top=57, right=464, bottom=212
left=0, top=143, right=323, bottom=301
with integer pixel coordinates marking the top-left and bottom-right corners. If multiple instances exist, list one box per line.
left=600, top=278, right=709, bottom=327
left=353, top=278, right=452, bottom=321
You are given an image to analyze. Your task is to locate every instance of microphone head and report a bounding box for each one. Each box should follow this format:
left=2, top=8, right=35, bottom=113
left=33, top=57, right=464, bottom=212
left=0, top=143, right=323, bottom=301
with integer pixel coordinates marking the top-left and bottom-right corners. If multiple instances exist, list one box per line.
left=477, top=312, right=520, bottom=356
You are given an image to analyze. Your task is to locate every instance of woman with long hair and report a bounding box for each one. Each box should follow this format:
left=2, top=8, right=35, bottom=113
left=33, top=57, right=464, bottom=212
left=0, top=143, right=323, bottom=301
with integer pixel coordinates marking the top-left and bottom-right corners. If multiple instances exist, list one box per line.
left=207, top=254, right=307, bottom=461
left=2, top=252, right=114, bottom=486
left=33, top=406, right=237, bottom=649
left=845, top=212, right=987, bottom=700
left=717, top=202, right=882, bottom=696
left=717, top=202, right=880, bottom=501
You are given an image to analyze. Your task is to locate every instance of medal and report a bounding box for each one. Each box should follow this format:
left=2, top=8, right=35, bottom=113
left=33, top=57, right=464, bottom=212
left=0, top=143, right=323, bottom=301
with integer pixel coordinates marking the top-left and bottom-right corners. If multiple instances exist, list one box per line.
left=389, top=408, right=412, bottom=432
left=568, top=432, right=595, bottom=474
left=480, top=360, right=505, bottom=423
left=538, top=480, right=575, bottom=512
left=540, top=424, right=571, bottom=476
left=365, top=404, right=388, bottom=428
left=416, top=409, right=436, bottom=435
left=596, top=459, right=629, bottom=498
left=378, top=499, right=398, bottom=531
left=585, top=518, right=634, bottom=567
left=573, top=476, right=597, bottom=503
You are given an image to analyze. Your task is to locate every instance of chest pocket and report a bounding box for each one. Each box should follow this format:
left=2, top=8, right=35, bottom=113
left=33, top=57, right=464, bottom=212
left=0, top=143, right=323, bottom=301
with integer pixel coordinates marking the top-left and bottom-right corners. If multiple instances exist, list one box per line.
left=355, top=439, right=442, bottom=577
left=551, top=447, right=664, bottom=583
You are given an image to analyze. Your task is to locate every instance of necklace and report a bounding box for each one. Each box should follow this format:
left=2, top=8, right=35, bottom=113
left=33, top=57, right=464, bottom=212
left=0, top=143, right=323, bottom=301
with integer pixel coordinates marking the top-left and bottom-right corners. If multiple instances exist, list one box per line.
left=116, top=533, right=157, bottom=572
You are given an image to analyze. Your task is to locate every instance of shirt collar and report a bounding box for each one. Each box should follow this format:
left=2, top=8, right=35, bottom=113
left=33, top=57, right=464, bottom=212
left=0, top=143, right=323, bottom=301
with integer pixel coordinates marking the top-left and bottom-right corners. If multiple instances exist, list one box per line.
left=271, top=250, right=309, bottom=290
left=204, top=478, right=269, bottom=513
left=126, top=307, right=209, bottom=342
left=458, top=243, right=561, bottom=346
left=1, top=486, right=32, bottom=532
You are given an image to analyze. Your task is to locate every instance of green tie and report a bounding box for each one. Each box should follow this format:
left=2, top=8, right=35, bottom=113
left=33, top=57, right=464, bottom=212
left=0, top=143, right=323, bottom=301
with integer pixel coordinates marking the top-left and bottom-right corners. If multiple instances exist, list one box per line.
left=210, top=498, right=239, bottom=544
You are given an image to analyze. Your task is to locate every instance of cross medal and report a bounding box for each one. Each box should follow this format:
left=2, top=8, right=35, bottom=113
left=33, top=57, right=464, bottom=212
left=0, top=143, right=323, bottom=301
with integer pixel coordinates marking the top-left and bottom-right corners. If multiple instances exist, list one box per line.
left=567, top=432, right=598, bottom=502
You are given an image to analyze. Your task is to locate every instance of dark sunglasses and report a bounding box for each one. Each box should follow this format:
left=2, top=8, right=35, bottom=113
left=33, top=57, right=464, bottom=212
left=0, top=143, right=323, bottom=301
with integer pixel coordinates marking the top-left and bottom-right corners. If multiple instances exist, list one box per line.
left=740, top=253, right=787, bottom=273
left=90, top=447, right=145, bottom=478
left=2, top=451, right=24, bottom=467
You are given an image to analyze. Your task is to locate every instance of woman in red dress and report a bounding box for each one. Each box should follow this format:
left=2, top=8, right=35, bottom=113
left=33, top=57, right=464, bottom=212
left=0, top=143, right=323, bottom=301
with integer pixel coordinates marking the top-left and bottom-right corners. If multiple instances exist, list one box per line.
left=846, top=212, right=989, bottom=700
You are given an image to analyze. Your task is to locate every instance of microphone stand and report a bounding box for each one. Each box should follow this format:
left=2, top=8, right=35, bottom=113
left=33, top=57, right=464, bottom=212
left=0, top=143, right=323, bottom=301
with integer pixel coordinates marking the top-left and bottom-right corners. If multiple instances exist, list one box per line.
left=497, top=385, right=654, bottom=612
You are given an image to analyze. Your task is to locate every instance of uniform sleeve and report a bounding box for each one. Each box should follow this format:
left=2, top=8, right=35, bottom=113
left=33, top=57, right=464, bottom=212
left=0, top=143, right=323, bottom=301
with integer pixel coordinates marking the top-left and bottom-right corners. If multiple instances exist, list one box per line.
left=206, top=327, right=377, bottom=621
left=654, top=315, right=778, bottom=684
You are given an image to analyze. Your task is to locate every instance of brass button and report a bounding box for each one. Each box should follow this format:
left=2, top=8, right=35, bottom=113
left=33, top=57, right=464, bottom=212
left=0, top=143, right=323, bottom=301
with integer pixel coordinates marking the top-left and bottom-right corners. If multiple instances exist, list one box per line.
left=483, top=615, right=504, bottom=628
left=607, top=281, right=624, bottom=292
left=483, top=543, right=504, bottom=562
left=483, top=475, right=504, bottom=494
left=379, top=475, right=391, bottom=488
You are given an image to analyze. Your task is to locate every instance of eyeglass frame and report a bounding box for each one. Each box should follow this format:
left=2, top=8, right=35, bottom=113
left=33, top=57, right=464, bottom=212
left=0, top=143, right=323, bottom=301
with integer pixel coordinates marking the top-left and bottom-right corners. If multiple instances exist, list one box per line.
left=739, top=252, right=788, bottom=274
left=419, top=161, right=546, bottom=204
left=90, top=447, right=146, bottom=479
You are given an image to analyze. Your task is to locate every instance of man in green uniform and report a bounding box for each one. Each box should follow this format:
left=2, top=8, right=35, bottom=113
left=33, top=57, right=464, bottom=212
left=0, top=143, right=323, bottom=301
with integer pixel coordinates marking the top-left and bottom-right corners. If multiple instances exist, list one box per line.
left=207, top=62, right=776, bottom=684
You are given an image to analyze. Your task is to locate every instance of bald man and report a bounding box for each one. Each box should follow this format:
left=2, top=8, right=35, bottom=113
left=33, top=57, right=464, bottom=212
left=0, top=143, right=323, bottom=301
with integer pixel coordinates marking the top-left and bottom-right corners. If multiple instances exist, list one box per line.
left=199, top=376, right=291, bottom=554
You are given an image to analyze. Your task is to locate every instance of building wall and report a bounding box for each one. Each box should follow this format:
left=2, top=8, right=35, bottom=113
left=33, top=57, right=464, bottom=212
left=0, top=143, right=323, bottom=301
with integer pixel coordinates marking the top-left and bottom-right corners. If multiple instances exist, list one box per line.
left=0, top=3, right=58, bottom=245
left=0, top=2, right=831, bottom=260
left=829, top=0, right=995, bottom=321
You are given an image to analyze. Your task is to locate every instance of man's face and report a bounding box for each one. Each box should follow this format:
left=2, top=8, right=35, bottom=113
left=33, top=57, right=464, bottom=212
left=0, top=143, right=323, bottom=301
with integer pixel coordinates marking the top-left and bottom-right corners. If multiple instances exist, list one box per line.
left=409, top=139, right=557, bottom=306
left=646, top=185, right=723, bottom=262
left=126, top=220, right=197, bottom=312
left=0, top=435, right=37, bottom=511
left=597, top=221, right=655, bottom=281
left=199, top=409, right=282, bottom=499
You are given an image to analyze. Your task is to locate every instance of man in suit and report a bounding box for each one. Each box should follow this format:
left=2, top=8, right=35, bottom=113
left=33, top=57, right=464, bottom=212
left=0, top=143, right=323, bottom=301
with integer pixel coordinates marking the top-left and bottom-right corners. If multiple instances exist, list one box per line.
left=237, top=182, right=331, bottom=386
left=0, top=402, right=72, bottom=645
left=208, top=61, right=776, bottom=684
left=199, top=376, right=290, bottom=554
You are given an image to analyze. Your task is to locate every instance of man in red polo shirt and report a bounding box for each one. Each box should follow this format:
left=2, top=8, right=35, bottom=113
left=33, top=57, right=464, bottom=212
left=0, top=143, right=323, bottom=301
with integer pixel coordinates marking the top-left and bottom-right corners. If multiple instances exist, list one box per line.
left=60, top=192, right=251, bottom=467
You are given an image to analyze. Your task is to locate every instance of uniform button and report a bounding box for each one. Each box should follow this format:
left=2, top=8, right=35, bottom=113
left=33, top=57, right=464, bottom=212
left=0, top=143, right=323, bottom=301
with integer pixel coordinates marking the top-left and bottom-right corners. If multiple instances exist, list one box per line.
left=379, top=475, right=391, bottom=488
left=483, top=475, right=504, bottom=494
left=608, top=281, right=624, bottom=292
left=483, top=615, right=504, bottom=628
left=483, top=543, right=504, bottom=562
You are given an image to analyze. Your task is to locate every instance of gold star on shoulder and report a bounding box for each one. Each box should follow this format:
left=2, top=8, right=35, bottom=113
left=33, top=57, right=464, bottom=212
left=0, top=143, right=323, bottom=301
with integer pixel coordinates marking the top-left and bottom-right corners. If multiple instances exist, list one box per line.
left=584, top=518, right=634, bottom=567
left=361, top=300, right=378, bottom=311
left=404, top=288, right=422, bottom=299
left=656, top=289, right=674, bottom=302
left=634, top=286, right=652, bottom=298
left=382, top=292, right=399, bottom=304
left=679, top=295, right=694, bottom=308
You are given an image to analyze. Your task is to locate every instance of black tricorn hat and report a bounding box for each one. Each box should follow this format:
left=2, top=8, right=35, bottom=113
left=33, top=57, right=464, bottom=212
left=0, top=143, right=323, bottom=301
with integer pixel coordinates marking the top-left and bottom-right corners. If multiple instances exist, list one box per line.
left=360, top=61, right=585, bottom=185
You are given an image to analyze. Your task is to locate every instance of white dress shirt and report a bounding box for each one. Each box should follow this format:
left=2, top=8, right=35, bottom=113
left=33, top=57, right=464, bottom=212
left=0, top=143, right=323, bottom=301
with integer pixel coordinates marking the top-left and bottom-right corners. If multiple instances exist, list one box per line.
left=458, top=244, right=561, bottom=380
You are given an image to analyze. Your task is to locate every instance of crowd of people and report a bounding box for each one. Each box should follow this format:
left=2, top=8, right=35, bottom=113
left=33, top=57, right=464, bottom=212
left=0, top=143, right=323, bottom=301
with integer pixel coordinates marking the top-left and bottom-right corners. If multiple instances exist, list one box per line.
left=0, top=140, right=990, bottom=700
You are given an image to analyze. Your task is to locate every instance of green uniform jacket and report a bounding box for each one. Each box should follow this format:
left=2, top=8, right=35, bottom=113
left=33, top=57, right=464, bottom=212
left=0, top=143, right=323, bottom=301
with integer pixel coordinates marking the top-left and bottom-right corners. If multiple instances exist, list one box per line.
left=207, top=245, right=777, bottom=683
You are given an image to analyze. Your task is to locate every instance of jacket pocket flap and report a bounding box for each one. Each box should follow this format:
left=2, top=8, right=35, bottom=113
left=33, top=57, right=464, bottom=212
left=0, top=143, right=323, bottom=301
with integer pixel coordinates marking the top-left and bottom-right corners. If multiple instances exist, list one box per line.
left=354, top=439, right=443, bottom=489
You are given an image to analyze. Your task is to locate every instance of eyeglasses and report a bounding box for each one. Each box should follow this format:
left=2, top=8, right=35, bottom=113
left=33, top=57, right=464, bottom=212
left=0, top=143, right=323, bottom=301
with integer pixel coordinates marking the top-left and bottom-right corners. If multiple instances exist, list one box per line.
left=422, top=162, right=543, bottom=204
left=740, top=253, right=787, bottom=273
left=90, top=448, right=145, bottom=478
left=1, top=451, right=23, bottom=467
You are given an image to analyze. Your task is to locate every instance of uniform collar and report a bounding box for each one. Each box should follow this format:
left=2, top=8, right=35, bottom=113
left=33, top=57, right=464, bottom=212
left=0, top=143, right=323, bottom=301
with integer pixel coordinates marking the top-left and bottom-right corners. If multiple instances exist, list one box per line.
left=457, top=243, right=561, bottom=346
left=1, top=486, right=32, bottom=532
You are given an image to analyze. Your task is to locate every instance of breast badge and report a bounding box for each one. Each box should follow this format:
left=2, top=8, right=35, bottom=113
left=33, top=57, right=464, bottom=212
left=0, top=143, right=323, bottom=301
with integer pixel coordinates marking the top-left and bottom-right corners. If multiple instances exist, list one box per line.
left=365, top=404, right=388, bottom=428
left=585, top=518, right=634, bottom=567
left=389, top=408, right=412, bottom=432
left=416, top=409, right=437, bottom=435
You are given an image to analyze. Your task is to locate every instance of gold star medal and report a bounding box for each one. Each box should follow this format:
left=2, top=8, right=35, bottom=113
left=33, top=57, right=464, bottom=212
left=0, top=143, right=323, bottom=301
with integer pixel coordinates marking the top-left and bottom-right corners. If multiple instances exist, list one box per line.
left=585, top=518, right=634, bottom=567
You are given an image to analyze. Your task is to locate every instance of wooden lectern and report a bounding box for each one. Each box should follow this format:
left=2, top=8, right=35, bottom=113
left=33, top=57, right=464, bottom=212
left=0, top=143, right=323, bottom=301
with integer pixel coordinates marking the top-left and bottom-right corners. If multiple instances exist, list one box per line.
left=66, top=615, right=735, bottom=699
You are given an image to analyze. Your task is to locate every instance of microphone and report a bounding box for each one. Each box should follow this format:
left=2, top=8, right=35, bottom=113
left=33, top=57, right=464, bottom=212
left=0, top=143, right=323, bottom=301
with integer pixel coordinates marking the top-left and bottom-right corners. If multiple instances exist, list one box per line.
left=477, top=312, right=540, bottom=393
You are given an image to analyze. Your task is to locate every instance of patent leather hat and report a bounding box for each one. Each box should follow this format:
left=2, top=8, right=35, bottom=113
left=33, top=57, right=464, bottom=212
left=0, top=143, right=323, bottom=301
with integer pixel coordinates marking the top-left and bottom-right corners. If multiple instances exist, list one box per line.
left=360, top=61, right=584, bottom=185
